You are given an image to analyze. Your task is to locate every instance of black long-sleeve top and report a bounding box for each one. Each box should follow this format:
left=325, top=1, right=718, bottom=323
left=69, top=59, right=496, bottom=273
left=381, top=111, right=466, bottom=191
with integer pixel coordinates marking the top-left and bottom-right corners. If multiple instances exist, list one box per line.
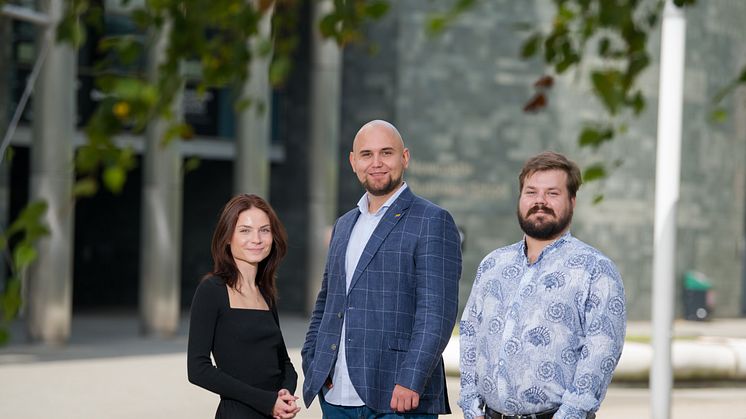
left=187, top=276, right=298, bottom=418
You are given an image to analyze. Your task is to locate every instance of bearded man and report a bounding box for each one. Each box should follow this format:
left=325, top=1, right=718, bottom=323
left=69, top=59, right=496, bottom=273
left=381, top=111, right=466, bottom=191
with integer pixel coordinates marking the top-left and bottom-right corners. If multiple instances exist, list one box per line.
left=458, top=151, right=626, bottom=419
left=302, top=120, right=462, bottom=418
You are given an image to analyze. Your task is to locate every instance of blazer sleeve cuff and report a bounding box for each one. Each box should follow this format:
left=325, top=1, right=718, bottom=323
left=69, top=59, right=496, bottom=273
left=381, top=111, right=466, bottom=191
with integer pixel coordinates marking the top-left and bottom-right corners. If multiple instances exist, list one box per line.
left=395, top=371, right=426, bottom=395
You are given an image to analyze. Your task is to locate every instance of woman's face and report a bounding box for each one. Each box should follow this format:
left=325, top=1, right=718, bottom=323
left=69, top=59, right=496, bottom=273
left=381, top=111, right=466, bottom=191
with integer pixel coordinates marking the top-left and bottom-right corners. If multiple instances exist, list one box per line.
left=229, top=207, right=273, bottom=267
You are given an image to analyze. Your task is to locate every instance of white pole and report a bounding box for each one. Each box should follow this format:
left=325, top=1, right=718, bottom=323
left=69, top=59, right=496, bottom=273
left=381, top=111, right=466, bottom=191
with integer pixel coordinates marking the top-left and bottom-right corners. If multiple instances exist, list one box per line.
left=651, top=1, right=686, bottom=418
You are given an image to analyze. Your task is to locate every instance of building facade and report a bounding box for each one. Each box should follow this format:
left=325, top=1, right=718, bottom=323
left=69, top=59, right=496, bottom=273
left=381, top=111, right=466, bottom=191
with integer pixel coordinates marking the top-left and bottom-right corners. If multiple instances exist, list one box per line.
left=2, top=0, right=745, bottom=342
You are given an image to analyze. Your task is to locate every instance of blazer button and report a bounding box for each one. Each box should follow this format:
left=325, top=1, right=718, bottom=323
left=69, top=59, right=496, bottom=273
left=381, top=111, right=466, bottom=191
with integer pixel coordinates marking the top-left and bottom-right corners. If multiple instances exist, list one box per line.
left=337, top=312, right=343, bottom=319
left=331, top=344, right=337, bottom=351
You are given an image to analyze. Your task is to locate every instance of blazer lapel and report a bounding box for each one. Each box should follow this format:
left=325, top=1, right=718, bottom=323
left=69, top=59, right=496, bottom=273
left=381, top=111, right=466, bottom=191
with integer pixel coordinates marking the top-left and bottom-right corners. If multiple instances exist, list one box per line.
left=334, top=210, right=359, bottom=281
left=348, top=188, right=414, bottom=292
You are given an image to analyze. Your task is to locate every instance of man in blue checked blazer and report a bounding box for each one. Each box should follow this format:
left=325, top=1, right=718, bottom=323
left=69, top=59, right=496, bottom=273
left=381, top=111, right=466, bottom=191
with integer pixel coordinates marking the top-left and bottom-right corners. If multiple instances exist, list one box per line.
left=302, top=120, right=462, bottom=418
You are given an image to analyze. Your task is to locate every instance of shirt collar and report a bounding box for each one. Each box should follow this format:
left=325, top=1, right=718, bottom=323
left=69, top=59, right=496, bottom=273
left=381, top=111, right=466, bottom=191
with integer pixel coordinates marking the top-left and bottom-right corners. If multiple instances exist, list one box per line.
left=356, top=182, right=408, bottom=216
left=520, top=230, right=572, bottom=264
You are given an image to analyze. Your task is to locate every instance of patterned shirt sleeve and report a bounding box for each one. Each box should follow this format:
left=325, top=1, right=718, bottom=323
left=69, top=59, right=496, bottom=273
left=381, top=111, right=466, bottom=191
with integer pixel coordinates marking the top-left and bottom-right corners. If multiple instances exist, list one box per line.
left=555, top=256, right=626, bottom=419
left=458, top=255, right=489, bottom=419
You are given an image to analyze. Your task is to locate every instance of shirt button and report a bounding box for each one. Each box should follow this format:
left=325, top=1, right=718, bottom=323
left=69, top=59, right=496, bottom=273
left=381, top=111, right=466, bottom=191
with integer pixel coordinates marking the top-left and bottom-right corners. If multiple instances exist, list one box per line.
left=331, top=344, right=337, bottom=351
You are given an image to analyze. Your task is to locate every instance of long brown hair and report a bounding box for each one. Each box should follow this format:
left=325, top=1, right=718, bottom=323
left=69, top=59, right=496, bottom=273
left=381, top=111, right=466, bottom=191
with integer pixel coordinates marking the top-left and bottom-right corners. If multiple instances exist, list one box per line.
left=207, top=194, right=288, bottom=306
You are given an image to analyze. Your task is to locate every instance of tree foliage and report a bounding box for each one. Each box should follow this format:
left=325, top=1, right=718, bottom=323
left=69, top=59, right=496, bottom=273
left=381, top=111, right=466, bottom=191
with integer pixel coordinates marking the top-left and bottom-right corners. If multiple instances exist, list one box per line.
left=0, top=200, right=49, bottom=344
left=431, top=0, right=676, bottom=184
left=1, top=0, right=389, bottom=344
left=430, top=0, right=745, bottom=189
left=54, top=0, right=391, bottom=196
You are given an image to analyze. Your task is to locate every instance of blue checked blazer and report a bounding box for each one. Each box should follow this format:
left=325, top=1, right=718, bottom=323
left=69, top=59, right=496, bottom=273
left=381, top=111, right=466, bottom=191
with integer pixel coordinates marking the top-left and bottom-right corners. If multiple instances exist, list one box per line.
left=301, top=188, right=462, bottom=414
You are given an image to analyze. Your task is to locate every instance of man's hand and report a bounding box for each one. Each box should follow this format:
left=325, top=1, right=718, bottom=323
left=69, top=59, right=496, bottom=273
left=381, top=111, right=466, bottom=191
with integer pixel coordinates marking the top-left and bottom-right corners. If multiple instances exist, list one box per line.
left=389, top=384, right=419, bottom=412
left=324, top=376, right=333, bottom=389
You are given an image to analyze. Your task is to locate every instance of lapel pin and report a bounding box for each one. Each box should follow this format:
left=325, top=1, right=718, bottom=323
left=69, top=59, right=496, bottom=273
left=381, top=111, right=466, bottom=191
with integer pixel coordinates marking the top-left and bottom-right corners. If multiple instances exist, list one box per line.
left=394, top=213, right=401, bottom=217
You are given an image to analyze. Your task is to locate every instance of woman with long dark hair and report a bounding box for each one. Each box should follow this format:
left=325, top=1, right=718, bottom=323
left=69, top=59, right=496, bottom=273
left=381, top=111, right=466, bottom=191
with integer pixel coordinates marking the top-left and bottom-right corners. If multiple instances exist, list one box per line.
left=188, top=194, right=300, bottom=419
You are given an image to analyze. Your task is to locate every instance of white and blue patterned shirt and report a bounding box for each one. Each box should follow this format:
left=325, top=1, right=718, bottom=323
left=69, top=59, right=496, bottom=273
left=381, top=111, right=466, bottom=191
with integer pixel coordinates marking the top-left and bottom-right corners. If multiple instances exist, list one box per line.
left=458, top=232, right=626, bottom=419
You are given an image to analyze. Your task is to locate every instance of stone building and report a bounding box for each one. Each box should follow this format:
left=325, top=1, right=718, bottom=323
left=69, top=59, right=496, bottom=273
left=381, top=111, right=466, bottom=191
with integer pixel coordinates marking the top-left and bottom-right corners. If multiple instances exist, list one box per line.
left=2, top=0, right=744, bottom=343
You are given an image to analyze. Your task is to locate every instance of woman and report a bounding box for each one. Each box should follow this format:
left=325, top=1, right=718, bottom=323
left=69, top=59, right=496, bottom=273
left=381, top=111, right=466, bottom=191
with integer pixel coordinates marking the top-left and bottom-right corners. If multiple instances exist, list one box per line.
left=188, top=194, right=300, bottom=419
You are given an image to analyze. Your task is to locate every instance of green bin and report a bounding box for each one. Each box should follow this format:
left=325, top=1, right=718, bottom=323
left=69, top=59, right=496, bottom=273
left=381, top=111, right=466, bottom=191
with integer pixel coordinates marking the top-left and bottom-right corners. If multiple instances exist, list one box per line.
left=682, top=271, right=713, bottom=321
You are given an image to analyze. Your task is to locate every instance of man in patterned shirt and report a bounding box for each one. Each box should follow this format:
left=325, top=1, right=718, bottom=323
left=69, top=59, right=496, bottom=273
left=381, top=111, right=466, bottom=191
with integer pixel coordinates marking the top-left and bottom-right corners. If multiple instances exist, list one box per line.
left=458, top=151, right=626, bottom=419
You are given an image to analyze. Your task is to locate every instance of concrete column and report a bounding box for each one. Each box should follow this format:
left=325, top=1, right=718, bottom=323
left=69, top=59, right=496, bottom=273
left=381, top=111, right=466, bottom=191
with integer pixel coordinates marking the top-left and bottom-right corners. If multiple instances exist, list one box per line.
left=0, top=14, right=10, bottom=288
left=234, top=4, right=273, bottom=197
left=306, top=0, right=341, bottom=313
left=738, top=88, right=746, bottom=317
left=139, top=21, right=183, bottom=337
left=26, top=0, right=76, bottom=344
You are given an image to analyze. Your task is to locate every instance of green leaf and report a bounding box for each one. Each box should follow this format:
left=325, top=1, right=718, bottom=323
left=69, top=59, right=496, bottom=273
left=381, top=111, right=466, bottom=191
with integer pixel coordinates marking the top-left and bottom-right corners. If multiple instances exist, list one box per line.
left=626, top=52, right=650, bottom=85
left=184, top=157, right=201, bottom=173
left=130, top=9, right=154, bottom=28
left=738, top=66, right=746, bottom=82
left=13, top=243, right=38, bottom=269
left=365, top=1, right=390, bottom=19
left=256, top=38, right=273, bottom=58
left=7, top=201, right=48, bottom=236
left=269, top=56, right=292, bottom=86
left=74, top=178, right=99, bottom=198
left=75, top=146, right=98, bottom=173
left=556, top=4, right=575, bottom=25
left=0, top=275, right=22, bottom=322
left=234, top=97, right=253, bottom=113
left=598, top=37, right=611, bottom=56
left=103, top=166, right=127, bottom=193
left=113, top=78, right=145, bottom=100
left=426, top=15, right=448, bottom=36
left=521, top=33, right=543, bottom=59
left=56, top=16, right=86, bottom=48
left=4, top=277, right=21, bottom=302
left=710, top=107, right=728, bottom=123
left=319, top=14, right=339, bottom=38
left=555, top=51, right=579, bottom=74
left=579, top=126, right=614, bottom=149
left=583, top=164, right=607, bottom=182
left=117, top=37, right=144, bottom=66
left=673, top=0, right=697, bottom=7
left=629, top=91, right=646, bottom=115
left=592, top=194, right=605, bottom=204
left=591, top=70, right=624, bottom=115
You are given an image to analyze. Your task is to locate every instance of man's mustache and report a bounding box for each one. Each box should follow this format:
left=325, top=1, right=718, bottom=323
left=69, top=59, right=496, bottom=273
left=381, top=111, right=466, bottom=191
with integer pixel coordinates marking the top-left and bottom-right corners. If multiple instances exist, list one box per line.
left=527, top=205, right=555, bottom=216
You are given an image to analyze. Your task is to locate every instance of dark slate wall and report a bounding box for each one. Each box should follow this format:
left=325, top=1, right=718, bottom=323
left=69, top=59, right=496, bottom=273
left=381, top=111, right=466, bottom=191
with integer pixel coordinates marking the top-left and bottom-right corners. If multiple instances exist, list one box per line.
left=269, top=0, right=313, bottom=314
left=337, top=4, right=401, bottom=213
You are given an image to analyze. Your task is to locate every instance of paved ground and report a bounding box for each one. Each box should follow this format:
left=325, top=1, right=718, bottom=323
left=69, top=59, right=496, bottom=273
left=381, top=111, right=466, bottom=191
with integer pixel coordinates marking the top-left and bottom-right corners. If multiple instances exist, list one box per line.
left=1, top=313, right=745, bottom=419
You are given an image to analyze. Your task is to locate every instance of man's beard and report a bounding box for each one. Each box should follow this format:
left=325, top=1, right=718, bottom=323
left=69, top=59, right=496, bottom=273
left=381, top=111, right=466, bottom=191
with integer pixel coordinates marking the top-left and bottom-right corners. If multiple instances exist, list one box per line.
left=517, top=204, right=573, bottom=240
left=363, top=174, right=402, bottom=197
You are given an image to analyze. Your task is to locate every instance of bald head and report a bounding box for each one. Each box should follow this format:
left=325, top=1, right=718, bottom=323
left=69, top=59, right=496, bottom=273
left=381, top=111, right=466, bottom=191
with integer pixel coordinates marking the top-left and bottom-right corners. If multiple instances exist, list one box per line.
left=353, top=120, right=405, bottom=151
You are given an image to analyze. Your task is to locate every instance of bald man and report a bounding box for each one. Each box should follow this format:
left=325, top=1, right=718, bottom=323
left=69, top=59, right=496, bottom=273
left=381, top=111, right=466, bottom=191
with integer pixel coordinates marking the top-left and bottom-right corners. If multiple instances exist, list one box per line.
left=302, top=120, right=462, bottom=418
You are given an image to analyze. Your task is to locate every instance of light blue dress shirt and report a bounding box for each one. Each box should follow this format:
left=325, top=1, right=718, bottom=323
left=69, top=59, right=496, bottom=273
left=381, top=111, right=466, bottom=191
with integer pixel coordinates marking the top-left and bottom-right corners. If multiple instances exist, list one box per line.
left=458, top=232, right=626, bottom=419
left=323, top=183, right=409, bottom=406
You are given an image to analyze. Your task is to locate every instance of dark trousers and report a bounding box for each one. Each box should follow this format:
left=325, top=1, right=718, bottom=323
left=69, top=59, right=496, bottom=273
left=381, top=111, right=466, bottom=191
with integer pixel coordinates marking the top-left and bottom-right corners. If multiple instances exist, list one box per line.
left=319, top=395, right=435, bottom=419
